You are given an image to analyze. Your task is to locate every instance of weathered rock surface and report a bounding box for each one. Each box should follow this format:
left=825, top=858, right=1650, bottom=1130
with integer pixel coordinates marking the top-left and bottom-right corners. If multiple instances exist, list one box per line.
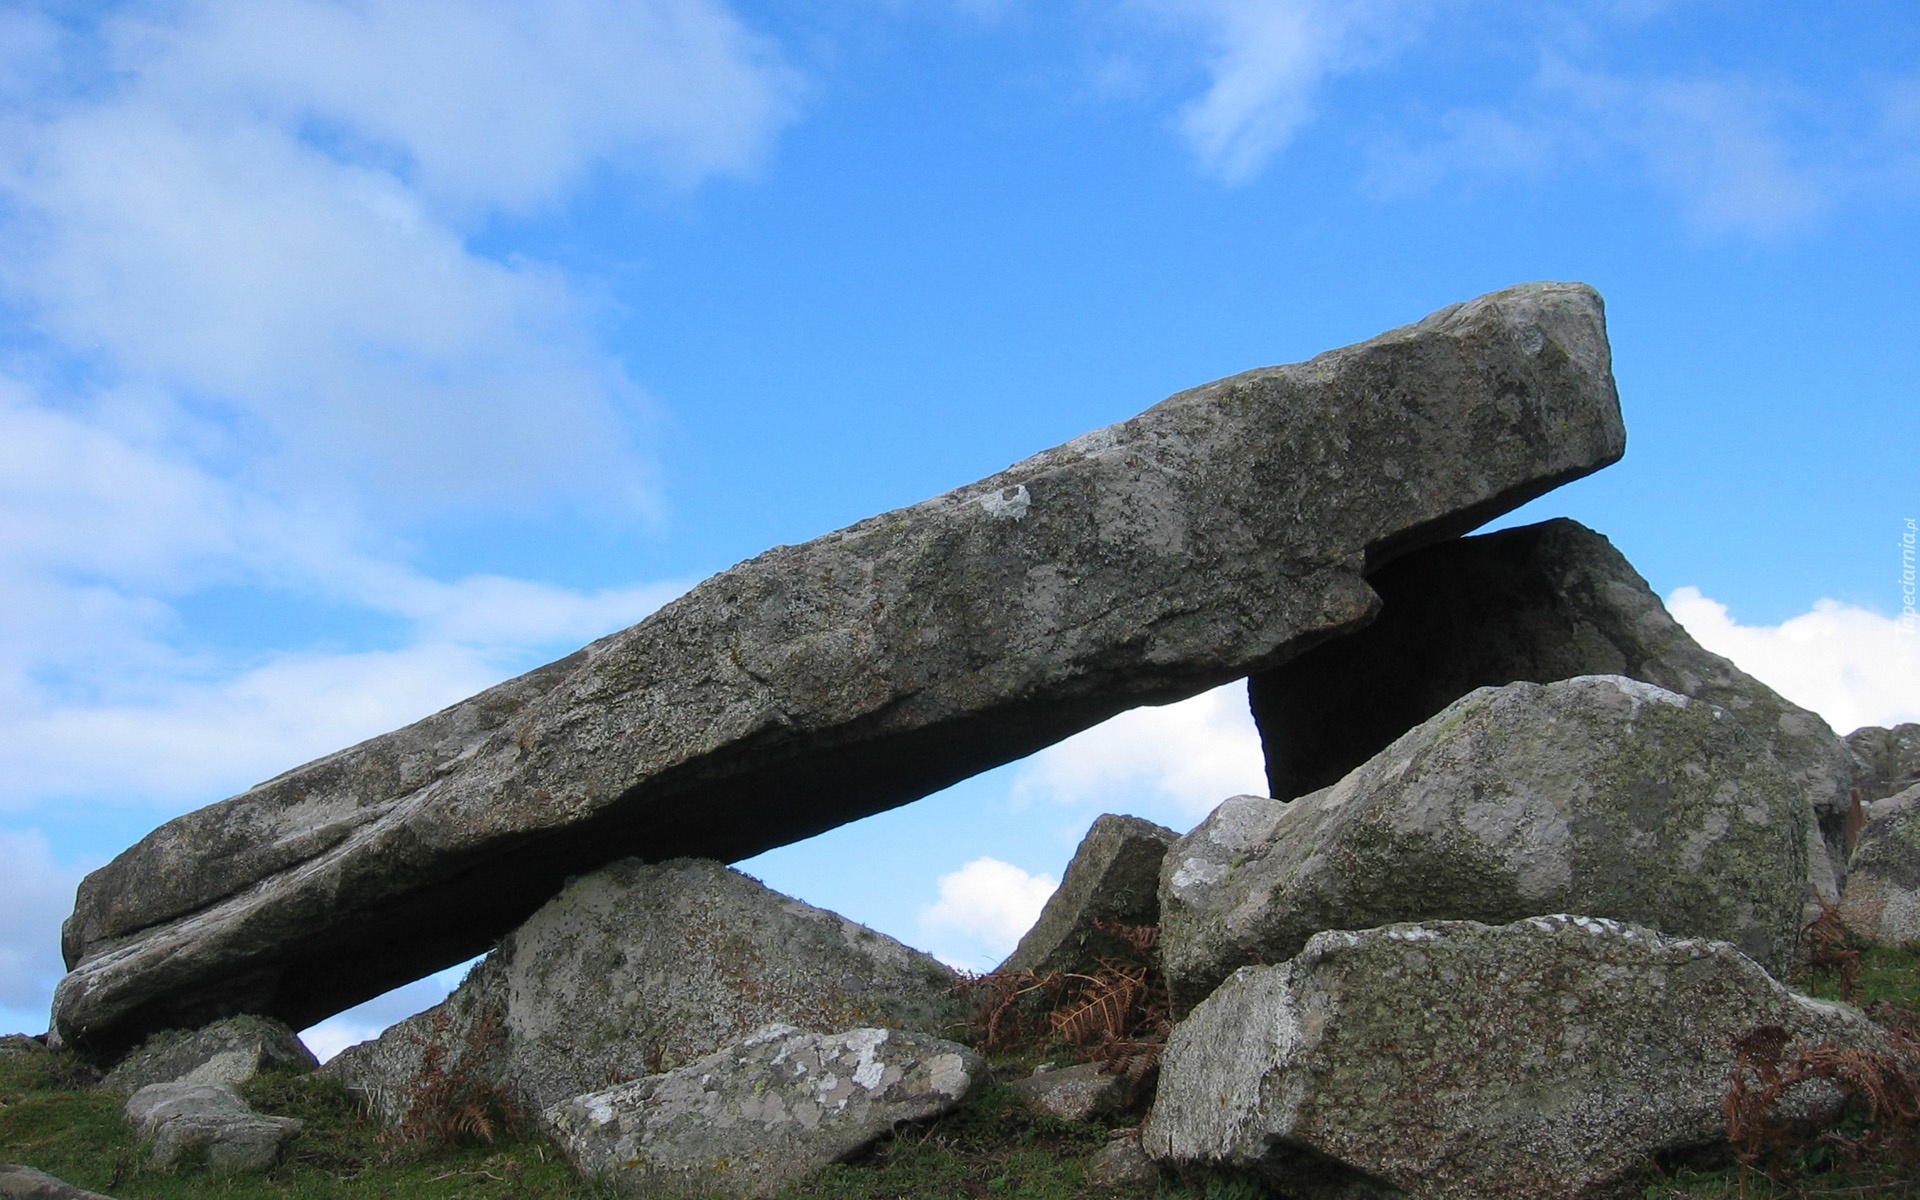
left=327, top=858, right=962, bottom=1119
left=0, top=1165, right=116, bottom=1200
left=1161, top=675, right=1822, bottom=1012
left=1849, top=724, right=1920, bottom=805
left=124, top=1082, right=301, bottom=1173
left=1839, top=784, right=1920, bottom=948
left=104, top=1015, right=315, bottom=1094
left=1143, top=915, right=1888, bottom=1200
left=1247, top=519, right=1858, bottom=881
left=1006, top=1063, right=1129, bottom=1122
left=1000, top=814, right=1176, bottom=976
left=1085, top=1133, right=1158, bottom=1189
left=55, top=282, right=1624, bottom=1054
left=0, top=1036, right=47, bottom=1057
left=545, top=1024, right=984, bottom=1199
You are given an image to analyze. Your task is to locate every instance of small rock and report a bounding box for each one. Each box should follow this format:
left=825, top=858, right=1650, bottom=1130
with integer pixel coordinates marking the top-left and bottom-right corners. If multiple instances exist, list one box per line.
left=0, top=1035, right=47, bottom=1057
left=105, top=1014, right=316, bottom=1094
left=1007, top=1062, right=1128, bottom=1122
left=124, top=1082, right=301, bottom=1173
left=327, top=858, right=962, bottom=1121
left=1085, top=1133, right=1158, bottom=1188
left=1161, top=676, right=1825, bottom=1012
left=545, top=1024, right=985, bottom=1198
left=1001, top=814, right=1177, bottom=977
left=1143, top=915, right=1890, bottom=1200
left=1839, top=783, right=1920, bottom=948
left=0, top=1164, right=117, bottom=1200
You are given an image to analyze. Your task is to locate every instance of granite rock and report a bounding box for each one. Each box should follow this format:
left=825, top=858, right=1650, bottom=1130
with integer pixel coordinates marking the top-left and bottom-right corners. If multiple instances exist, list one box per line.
left=124, top=1082, right=301, bottom=1173
left=1000, top=814, right=1177, bottom=977
left=55, top=283, right=1624, bottom=1055
left=1161, top=676, right=1824, bottom=1012
left=104, top=1015, right=315, bottom=1094
left=1838, top=784, right=1920, bottom=948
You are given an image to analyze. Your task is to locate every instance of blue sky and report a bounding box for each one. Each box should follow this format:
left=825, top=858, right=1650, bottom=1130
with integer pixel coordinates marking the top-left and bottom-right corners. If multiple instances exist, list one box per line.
left=1, top=0, right=1916, bottom=1054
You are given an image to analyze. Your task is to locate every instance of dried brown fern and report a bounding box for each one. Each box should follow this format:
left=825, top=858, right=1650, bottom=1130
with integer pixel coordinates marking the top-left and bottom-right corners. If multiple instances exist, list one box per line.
left=1725, top=1020, right=1920, bottom=1185
left=381, top=1007, right=525, bottom=1148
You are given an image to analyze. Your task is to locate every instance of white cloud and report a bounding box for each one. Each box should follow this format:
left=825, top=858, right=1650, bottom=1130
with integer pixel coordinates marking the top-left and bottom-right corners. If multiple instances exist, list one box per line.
left=1668, top=587, right=1920, bottom=736
left=0, top=831, right=82, bottom=1021
left=1141, top=0, right=1435, bottom=182
left=920, top=857, right=1058, bottom=971
left=1011, top=681, right=1268, bottom=824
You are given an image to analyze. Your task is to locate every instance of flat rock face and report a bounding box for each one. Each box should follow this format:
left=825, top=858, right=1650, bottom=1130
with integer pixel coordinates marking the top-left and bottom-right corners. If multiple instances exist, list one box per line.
left=124, top=1081, right=301, bottom=1173
left=1247, top=519, right=1857, bottom=876
left=544, top=1024, right=984, bottom=1198
left=56, top=282, right=1624, bottom=1054
left=1849, top=724, right=1920, bottom=805
left=1160, top=676, right=1823, bottom=1012
left=328, top=858, right=962, bottom=1118
left=1143, top=916, right=1886, bottom=1200
left=1000, top=814, right=1177, bottom=976
left=1838, top=784, right=1920, bottom=948
left=103, top=1014, right=315, bottom=1094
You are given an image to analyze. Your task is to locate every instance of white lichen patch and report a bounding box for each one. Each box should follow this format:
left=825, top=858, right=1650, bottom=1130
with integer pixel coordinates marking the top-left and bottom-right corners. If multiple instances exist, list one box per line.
left=978, top=485, right=1032, bottom=520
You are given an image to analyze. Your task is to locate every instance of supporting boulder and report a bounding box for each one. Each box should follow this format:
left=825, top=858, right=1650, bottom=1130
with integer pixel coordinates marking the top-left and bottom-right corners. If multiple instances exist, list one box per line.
left=327, top=858, right=962, bottom=1119
left=1143, top=915, right=1890, bottom=1200
left=1246, top=518, right=1857, bottom=879
left=56, top=282, right=1624, bottom=1055
left=544, top=1024, right=984, bottom=1199
left=1161, top=676, right=1824, bottom=1012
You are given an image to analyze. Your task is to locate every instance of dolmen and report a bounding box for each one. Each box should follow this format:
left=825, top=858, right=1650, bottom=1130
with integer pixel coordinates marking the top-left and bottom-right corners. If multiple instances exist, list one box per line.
left=41, top=281, right=1920, bottom=1198
left=54, top=280, right=1626, bottom=1056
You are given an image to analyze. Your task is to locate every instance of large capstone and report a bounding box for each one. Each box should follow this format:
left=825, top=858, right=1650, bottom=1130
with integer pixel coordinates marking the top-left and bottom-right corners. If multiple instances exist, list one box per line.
left=325, top=858, right=962, bottom=1119
left=1143, top=916, right=1889, bottom=1200
left=56, top=282, right=1625, bottom=1054
left=1160, top=676, right=1825, bottom=1012
left=1246, top=518, right=1858, bottom=882
left=545, top=1024, right=984, bottom=1199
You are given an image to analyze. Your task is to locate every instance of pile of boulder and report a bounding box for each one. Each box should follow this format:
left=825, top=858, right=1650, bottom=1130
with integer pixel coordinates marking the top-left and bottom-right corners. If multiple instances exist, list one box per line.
left=19, top=282, right=1920, bottom=1199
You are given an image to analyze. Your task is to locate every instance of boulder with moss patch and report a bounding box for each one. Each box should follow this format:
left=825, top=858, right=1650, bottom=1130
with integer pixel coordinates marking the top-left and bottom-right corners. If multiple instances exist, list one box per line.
left=1143, top=915, right=1889, bottom=1200
left=1838, top=784, right=1920, bottom=948
left=1161, top=675, right=1824, bottom=1012
left=545, top=1023, right=984, bottom=1199
left=328, top=858, right=962, bottom=1119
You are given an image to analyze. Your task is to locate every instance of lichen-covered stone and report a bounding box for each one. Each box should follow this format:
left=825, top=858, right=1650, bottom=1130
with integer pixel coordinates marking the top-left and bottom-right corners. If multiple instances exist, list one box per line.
left=1848, top=724, right=1920, bottom=805
left=104, top=1015, right=315, bottom=1094
left=1143, top=915, right=1888, bottom=1200
left=1161, top=676, right=1821, bottom=1012
left=327, top=858, right=962, bottom=1119
left=56, top=283, right=1624, bottom=1055
left=545, top=1024, right=984, bottom=1198
left=1247, top=519, right=1858, bottom=889
left=124, top=1082, right=301, bottom=1173
left=1838, top=784, right=1920, bottom=948
left=1085, top=1133, right=1158, bottom=1189
left=1001, top=814, right=1176, bottom=976
left=0, top=1164, right=117, bottom=1200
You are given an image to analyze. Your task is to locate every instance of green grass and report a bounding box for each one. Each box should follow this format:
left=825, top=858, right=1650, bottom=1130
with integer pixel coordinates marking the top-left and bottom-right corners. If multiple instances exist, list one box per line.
left=1, top=1052, right=1163, bottom=1200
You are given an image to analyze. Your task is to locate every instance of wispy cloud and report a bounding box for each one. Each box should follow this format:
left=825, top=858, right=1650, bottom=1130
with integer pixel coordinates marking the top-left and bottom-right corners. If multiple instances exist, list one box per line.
left=1137, top=0, right=1438, bottom=182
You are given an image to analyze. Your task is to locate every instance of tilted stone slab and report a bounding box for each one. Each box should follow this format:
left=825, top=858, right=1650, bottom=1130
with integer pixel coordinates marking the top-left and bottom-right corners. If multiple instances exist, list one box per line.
left=545, top=1024, right=984, bottom=1199
left=1246, top=518, right=1859, bottom=884
left=1143, top=916, right=1891, bottom=1200
left=1160, top=676, right=1826, bottom=1012
left=55, top=282, right=1624, bottom=1054
left=999, top=813, right=1177, bottom=976
left=326, top=857, right=962, bottom=1119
